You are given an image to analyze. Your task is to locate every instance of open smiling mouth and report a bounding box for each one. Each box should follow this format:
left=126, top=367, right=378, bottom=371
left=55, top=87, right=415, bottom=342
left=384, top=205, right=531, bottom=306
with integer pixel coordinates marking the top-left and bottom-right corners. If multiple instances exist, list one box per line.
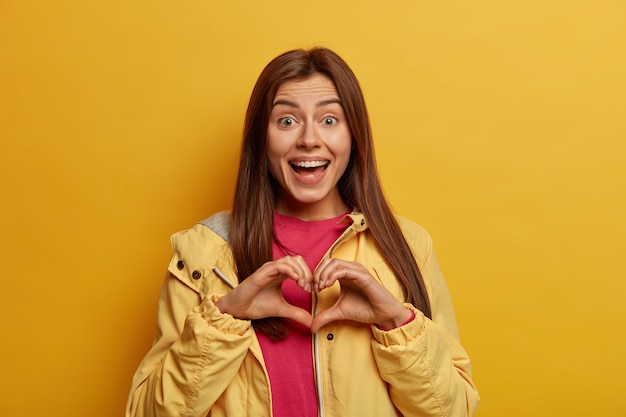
left=290, top=160, right=329, bottom=175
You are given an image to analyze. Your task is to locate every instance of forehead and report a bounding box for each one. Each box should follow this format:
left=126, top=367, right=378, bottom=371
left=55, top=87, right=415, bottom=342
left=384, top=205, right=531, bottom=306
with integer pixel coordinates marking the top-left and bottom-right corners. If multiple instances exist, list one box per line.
left=273, top=74, right=339, bottom=101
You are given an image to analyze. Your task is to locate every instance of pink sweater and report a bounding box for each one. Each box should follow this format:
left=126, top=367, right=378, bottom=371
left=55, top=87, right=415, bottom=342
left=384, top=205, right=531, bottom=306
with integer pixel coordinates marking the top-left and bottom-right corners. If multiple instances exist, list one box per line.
left=255, top=212, right=348, bottom=417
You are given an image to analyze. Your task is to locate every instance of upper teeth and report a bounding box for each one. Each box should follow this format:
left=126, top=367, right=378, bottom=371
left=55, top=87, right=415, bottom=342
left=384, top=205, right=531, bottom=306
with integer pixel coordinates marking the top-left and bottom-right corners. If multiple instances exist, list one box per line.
left=292, top=160, right=327, bottom=168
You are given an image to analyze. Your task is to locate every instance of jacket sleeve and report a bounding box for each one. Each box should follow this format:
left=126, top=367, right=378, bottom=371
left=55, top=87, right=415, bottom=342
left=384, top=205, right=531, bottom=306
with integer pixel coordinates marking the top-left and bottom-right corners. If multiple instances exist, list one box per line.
left=126, top=271, right=253, bottom=417
left=370, top=231, right=480, bottom=417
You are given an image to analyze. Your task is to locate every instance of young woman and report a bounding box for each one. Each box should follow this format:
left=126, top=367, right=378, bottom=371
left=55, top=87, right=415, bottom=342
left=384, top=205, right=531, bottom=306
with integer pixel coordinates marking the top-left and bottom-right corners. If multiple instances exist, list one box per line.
left=126, top=47, right=479, bottom=417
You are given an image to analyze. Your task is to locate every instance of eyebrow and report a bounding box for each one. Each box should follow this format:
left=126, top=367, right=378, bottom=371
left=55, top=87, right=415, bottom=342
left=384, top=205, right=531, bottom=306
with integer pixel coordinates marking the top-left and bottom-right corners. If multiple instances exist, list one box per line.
left=272, top=98, right=342, bottom=108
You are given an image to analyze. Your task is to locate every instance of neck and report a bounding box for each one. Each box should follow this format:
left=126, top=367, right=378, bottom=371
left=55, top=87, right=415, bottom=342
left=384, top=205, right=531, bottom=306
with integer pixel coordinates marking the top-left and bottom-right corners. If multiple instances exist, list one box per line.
left=275, top=198, right=349, bottom=221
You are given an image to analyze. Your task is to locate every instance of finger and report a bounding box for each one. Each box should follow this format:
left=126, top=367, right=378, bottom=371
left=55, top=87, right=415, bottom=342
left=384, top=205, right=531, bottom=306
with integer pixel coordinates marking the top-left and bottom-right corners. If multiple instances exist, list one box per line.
left=274, top=255, right=313, bottom=292
left=290, top=255, right=313, bottom=291
left=315, top=259, right=362, bottom=290
left=260, top=259, right=304, bottom=284
left=313, top=258, right=336, bottom=291
left=276, top=304, right=313, bottom=328
left=310, top=306, right=345, bottom=333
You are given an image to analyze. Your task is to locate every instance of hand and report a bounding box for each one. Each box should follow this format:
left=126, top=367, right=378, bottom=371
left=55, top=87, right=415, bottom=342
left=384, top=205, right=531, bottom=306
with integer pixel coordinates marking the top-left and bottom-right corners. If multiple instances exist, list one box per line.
left=310, top=258, right=412, bottom=333
left=216, top=256, right=314, bottom=328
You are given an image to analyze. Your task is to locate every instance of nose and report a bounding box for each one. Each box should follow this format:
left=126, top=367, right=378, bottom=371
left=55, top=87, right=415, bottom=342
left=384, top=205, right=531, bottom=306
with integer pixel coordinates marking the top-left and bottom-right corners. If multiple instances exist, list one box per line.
left=296, top=121, right=321, bottom=148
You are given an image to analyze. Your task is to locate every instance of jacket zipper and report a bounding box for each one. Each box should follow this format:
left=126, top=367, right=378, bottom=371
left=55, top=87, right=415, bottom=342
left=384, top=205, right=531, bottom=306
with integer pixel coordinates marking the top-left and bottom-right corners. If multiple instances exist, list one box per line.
left=313, top=292, right=324, bottom=417
left=313, top=224, right=357, bottom=417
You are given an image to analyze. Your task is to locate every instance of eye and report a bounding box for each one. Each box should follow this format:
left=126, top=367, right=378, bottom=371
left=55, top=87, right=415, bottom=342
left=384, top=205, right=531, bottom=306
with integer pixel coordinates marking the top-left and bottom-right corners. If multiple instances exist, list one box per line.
left=278, top=117, right=296, bottom=127
left=322, top=116, right=338, bottom=126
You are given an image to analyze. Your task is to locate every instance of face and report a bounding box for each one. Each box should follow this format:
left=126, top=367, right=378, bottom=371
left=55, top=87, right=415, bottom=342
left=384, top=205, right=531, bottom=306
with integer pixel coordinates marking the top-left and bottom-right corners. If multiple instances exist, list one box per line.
left=267, top=73, right=352, bottom=220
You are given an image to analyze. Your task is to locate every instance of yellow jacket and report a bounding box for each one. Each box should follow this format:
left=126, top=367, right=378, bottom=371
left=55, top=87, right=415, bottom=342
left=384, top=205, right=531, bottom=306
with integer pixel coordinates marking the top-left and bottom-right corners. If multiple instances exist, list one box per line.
left=126, top=211, right=479, bottom=417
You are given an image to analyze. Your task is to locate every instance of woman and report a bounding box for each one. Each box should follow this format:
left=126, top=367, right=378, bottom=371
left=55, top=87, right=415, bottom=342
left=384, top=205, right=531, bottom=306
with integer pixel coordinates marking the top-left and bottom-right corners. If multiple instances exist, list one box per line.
left=126, top=47, right=479, bottom=417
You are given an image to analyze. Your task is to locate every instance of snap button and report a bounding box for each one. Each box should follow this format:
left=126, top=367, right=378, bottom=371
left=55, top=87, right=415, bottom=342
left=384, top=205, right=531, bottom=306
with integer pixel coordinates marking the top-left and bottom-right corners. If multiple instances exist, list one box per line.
left=176, top=260, right=184, bottom=270
left=192, top=270, right=202, bottom=280
left=326, top=333, right=334, bottom=341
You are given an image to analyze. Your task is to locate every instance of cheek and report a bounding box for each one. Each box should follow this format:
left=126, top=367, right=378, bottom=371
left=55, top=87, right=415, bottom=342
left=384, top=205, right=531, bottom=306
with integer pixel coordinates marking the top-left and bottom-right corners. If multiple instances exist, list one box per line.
left=266, top=150, right=283, bottom=180
left=336, top=153, right=351, bottom=178
left=333, top=130, right=353, bottom=169
left=267, top=126, right=294, bottom=155
left=266, top=133, right=289, bottom=179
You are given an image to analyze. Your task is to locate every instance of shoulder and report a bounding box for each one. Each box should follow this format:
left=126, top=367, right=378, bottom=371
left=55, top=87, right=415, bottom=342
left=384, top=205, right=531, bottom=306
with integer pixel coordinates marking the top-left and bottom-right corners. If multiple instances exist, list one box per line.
left=390, top=214, right=436, bottom=271
left=394, top=215, right=433, bottom=251
left=198, top=210, right=231, bottom=243
left=168, top=211, right=235, bottom=293
left=170, top=211, right=231, bottom=254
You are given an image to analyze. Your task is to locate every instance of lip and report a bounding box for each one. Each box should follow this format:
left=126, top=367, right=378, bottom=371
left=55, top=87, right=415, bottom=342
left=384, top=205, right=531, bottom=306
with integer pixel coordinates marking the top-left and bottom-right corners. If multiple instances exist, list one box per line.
left=288, top=157, right=330, bottom=184
left=288, top=156, right=330, bottom=163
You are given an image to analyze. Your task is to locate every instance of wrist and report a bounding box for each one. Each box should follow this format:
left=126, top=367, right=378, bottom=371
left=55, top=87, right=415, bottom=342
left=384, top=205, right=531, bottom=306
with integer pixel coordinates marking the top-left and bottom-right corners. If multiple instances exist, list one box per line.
left=215, top=295, right=229, bottom=315
left=376, top=308, right=415, bottom=331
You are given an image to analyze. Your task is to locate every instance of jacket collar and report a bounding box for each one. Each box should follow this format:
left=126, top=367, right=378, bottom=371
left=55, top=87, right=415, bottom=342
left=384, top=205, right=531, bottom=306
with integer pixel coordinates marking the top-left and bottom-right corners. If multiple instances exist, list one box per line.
left=340, top=210, right=368, bottom=233
left=200, top=210, right=369, bottom=243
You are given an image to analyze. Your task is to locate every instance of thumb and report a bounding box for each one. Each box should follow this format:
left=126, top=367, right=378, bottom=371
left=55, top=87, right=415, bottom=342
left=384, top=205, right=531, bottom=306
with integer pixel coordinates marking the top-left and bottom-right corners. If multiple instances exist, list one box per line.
left=279, top=304, right=313, bottom=329
left=310, top=307, right=344, bottom=333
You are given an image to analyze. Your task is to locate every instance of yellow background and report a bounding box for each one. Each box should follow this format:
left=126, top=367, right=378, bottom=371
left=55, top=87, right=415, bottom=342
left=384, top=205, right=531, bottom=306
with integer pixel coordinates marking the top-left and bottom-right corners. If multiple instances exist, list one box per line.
left=1, top=1, right=624, bottom=416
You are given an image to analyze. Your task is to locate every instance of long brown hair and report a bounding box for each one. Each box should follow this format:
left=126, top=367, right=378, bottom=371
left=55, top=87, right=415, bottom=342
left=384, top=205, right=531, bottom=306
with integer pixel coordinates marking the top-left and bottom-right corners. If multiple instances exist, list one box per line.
left=230, top=47, right=431, bottom=340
